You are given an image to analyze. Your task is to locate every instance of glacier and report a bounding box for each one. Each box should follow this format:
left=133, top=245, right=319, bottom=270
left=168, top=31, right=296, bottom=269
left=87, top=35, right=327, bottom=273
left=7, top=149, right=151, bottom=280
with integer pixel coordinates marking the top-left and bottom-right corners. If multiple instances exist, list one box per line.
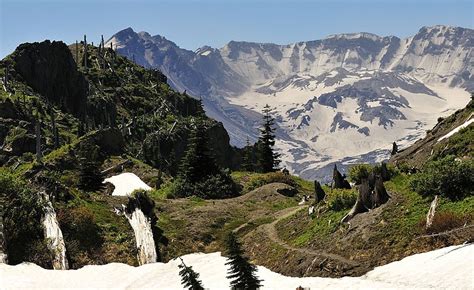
left=106, top=25, right=473, bottom=180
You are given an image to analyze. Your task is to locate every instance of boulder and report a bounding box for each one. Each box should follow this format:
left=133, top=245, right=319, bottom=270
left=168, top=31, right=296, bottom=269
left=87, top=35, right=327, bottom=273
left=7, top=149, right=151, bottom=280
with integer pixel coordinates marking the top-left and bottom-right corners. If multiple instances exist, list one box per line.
left=10, top=134, right=36, bottom=155
left=0, top=99, right=20, bottom=119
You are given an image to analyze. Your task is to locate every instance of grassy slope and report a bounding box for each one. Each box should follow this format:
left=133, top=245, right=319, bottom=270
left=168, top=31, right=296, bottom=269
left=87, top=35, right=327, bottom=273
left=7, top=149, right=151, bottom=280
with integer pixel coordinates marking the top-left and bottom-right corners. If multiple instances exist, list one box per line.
left=252, top=173, right=473, bottom=277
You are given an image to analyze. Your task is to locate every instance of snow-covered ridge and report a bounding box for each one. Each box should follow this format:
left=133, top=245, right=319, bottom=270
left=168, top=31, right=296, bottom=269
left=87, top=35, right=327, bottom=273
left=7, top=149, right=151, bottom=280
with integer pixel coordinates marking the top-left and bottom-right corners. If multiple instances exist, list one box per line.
left=1, top=244, right=472, bottom=289
left=106, top=25, right=473, bottom=180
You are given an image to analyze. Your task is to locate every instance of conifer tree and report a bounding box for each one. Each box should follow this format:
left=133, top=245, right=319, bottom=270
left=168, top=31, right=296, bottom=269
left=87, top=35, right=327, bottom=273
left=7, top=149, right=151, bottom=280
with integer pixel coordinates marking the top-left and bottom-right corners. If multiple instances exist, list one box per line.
left=257, top=104, right=280, bottom=173
left=179, top=122, right=219, bottom=182
left=241, top=137, right=254, bottom=172
left=178, top=258, right=205, bottom=290
left=78, top=158, right=104, bottom=192
left=225, top=232, right=262, bottom=290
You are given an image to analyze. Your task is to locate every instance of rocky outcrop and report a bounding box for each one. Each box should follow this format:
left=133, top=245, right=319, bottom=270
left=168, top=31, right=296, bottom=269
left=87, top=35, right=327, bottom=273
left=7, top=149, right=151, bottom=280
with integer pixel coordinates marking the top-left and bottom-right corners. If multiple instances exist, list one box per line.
left=11, top=41, right=87, bottom=117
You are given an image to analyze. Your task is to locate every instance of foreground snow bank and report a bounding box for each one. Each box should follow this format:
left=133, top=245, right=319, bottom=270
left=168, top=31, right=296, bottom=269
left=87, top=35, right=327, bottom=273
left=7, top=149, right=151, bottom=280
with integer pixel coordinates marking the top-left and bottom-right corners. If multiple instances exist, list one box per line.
left=1, top=244, right=472, bottom=289
left=103, top=172, right=152, bottom=196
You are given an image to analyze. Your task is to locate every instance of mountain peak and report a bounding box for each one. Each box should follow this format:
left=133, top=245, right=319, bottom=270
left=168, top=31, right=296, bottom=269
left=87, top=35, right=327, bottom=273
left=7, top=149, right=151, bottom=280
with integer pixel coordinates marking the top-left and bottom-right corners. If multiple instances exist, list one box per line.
left=326, top=32, right=382, bottom=41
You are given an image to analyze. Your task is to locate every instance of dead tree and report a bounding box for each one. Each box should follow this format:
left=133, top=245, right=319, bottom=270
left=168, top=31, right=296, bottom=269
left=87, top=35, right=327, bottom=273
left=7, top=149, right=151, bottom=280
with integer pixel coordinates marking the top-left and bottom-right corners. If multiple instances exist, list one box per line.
left=341, top=176, right=390, bottom=223
left=380, top=162, right=391, bottom=181
left=83, top=35, right=88, bottom=69
left=3, top=63, right=9, bottom=90
left=35, top=119, right=42, bottom=163
left=314, top=180, right=326, bottom=203
left=373, top=176, right=390, bottom=207
left=391, top=142, right=398, bottom=156
left=332, top=164, right=351, bottom=189
left=75, top=40, right=79, bottom=64
left=341, top=179, right=371, bottom=223
left=426, top=195, right=439, bottom=229
left=49, top=105, right=59, bottom=148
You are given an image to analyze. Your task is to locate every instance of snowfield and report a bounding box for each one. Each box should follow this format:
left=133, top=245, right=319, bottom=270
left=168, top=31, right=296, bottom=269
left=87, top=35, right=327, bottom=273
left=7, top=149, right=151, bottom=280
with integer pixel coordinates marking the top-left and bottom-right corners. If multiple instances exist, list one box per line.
left=103, top=172, right=152, bottom=196
left=1, top=244, right=472, bottom=289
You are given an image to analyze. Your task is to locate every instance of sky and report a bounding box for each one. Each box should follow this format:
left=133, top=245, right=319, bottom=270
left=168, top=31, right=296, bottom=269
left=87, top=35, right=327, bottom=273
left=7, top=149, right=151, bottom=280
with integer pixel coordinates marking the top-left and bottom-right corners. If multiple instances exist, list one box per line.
left=1, top=0, right=473, bottom=57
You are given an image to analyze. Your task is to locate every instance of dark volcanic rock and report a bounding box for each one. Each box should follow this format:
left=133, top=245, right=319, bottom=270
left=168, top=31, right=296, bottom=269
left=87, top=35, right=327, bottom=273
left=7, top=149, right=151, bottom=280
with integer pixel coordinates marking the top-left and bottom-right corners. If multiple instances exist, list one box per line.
left=12, top=40, right=87, bottom=117
left=0, top=99, right=20, bottom=119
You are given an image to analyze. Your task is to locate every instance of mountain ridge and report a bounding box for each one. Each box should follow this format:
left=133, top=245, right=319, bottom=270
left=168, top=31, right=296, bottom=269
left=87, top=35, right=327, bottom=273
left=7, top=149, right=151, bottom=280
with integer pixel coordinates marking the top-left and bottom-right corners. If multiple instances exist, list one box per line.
left=106, top=25, right=473, bottom=180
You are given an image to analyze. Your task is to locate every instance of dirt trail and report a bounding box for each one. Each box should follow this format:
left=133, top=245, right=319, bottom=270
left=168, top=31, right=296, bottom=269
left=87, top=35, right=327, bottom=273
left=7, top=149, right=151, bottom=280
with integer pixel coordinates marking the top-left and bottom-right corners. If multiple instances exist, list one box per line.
left=259, top=205, right=359, bottom=267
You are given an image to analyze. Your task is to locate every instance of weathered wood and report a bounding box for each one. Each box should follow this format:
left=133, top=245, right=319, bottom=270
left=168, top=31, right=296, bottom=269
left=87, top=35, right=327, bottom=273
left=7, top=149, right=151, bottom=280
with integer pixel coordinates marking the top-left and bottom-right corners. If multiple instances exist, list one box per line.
left=341, top=176, right=390, bottom=223
left=426, top=195, right=439, bottom=229
left=83, top=35, right=88, bottom=69
left=332, top=164, right=351, bottom=189
left=101, top=159, right=132, bottom=175
left=314, top=180, right=326, bottom=203
left=391, top=142, right=398, bottom=155
left=35, top=119, right=42, bottom=162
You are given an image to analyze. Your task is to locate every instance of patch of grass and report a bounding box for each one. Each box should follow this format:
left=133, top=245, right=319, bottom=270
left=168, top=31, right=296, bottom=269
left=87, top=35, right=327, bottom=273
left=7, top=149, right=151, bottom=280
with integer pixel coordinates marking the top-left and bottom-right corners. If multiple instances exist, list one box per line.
left=291, top=210, right=347, bottom=246
left=421, top=211, right=472, bottom=234
left=232, top=171, right=313, bottom=194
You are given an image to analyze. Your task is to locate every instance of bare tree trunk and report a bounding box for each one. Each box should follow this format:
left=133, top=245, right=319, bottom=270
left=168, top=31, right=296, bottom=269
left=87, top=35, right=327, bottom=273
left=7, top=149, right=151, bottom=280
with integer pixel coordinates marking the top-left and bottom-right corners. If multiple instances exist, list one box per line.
left=83, top=35, right=88, bottom=69
left=426, top=195, right=439, bottom=229
left=341, top=176, right=390, bottom=223
left=333, top=164, right=351, bottom=189
left=35, top=119, right=42, bottom=163
left=314, top=180, right=326, bottom=204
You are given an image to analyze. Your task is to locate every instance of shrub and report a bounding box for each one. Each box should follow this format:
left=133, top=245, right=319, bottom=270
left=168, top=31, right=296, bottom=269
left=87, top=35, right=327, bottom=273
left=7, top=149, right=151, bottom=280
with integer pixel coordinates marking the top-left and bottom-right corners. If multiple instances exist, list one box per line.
left=0, top=169, right=49, bottom=266
left=171, top=170, right=240, bottom=199
left=348, top=164, right=372, bottom=184
left=348, top=163, right=397, bottom=184
left=244, top=171, right=298, bottom=193
left=410, top=156, right=473, bottom=200
left=326, top=189, right=358, bottom=211
left=420, top=211, right=472, bottom=234
left=57, top=206, right=103, bottom=268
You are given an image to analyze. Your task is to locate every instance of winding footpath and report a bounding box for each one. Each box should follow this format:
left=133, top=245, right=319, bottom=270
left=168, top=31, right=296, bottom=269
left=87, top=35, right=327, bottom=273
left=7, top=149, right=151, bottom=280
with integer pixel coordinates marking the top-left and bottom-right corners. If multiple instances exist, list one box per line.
left=259, top=205, right=359, bottom=267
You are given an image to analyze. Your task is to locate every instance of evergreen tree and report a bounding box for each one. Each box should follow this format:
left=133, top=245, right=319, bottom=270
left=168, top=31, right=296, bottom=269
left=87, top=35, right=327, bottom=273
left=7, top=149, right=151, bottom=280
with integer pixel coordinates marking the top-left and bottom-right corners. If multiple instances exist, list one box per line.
left=179, top=122, right=219, bottom=182
left=225, top=232, right=262, bottom=290
left=257, top=104, right=280, bottom=173
left=241, top=137, right=254, bottom=172
left=178, top=258, right=205, bottom=290
left=78, top=158, right=104, bottom=192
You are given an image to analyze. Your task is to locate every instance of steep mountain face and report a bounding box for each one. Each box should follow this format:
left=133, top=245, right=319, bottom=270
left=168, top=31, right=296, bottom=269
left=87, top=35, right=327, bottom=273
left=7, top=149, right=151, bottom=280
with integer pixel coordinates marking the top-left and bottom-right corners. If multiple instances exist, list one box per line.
left=107, top=25, right=473, bottom=181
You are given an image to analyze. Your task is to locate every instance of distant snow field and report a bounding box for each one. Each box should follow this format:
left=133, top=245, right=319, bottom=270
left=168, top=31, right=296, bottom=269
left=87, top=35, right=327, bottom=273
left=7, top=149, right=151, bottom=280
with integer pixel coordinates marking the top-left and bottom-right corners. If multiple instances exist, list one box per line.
left=103, top=172, right=151, bottom=196
left=1, top=244, right=472, bottom=289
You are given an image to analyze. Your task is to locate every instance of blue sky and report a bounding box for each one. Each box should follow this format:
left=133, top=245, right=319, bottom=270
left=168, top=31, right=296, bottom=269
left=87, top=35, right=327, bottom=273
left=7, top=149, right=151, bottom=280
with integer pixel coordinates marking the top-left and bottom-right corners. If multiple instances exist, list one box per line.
left=1, top=0, right=473, bottom=57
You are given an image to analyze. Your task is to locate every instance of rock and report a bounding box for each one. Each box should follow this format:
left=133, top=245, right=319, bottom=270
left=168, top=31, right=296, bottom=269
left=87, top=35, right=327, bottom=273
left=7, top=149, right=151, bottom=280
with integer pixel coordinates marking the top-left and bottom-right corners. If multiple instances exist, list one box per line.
left=12, top=41, right=87, bottom=117
left=276, top=185, right=297, bottom=197
left=0, top=99, right=20, bottom=119
left=10, top=133, right=36, bottom=155
left=88, top=128, right=125, bottom=155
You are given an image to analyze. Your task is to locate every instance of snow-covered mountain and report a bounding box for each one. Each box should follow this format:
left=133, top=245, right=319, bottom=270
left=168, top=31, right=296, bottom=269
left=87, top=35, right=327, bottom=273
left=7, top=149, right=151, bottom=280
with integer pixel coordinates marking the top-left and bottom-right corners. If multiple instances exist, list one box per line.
left=106, top=25, right=473, bottom=180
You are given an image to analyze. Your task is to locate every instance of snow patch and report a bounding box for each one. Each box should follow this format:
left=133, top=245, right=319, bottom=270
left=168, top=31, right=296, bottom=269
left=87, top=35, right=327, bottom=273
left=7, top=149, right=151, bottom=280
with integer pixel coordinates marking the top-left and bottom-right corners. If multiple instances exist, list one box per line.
left=103, top=173, right=152, bottom=196
left=438, top=114, right=474, bottom=142
left=1, top=245, right=472, bottom=289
